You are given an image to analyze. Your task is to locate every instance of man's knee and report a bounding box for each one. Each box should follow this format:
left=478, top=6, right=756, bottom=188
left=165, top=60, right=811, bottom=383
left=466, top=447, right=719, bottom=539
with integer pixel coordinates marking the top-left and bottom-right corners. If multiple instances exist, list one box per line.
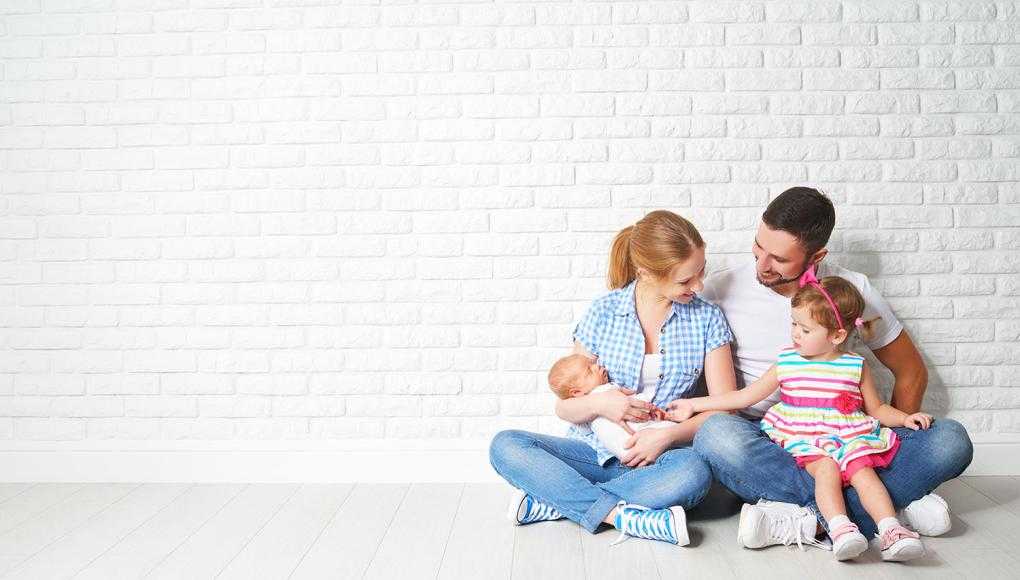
left=693, top=413, right=756, bottom=466
left=929, top=418, right=974, bottom=476
left=635, top=453, right=713, bottom=509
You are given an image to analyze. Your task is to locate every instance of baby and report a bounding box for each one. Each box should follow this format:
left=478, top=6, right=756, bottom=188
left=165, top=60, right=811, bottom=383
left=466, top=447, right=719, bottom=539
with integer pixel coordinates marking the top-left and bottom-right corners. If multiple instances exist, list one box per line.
left=549, top=354, right=674, bottom=461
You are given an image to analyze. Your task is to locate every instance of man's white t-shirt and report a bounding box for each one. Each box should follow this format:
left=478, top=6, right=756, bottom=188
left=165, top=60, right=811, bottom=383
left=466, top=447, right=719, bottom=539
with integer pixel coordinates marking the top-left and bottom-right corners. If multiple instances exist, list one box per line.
left=700, top=259, right=904, bottom=418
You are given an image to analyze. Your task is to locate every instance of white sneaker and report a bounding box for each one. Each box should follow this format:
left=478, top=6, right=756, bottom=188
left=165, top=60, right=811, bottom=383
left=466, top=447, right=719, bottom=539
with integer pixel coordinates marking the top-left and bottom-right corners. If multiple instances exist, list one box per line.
left=899, top=493, right=951, bottom=537
left=737, top=501, right=826, bottom=550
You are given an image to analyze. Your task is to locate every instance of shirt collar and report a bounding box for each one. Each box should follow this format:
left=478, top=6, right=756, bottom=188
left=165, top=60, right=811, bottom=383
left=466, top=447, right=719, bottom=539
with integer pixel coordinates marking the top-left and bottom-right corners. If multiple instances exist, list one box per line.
left=614, top=280, right=689, bottom=323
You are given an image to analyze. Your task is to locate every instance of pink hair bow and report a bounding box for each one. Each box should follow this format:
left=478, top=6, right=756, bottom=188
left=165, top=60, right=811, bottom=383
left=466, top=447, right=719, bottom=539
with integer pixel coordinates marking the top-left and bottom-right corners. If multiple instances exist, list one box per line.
left=798, top=265, right=820, bottom=288
left=798, top=265, right=847, bottom=331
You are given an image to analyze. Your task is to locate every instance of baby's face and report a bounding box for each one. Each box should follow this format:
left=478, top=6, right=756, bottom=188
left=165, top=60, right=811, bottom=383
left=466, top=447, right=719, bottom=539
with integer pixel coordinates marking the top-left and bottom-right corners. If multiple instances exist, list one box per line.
left=570, top=358, right=609, bottom=395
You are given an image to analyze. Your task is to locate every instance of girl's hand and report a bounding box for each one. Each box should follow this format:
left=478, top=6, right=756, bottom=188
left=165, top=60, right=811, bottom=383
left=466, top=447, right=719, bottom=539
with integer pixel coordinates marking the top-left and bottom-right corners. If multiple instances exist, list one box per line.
left=664, top=399, right=695, bottom=422
left=620, top=428, right=673, bottom=468
left=903, top=412, right=934, bottom=430
left=594, top=388, right=654, bottom=424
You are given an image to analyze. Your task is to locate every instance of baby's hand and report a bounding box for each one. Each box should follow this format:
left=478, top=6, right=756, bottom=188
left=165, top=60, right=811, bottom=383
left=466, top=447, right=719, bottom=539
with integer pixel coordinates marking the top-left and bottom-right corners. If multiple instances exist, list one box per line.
left=903, top=412, right=934, bottom=430
left=665, top=400, right=694, bottom=423
left=649, top=407, right=667, bottom=421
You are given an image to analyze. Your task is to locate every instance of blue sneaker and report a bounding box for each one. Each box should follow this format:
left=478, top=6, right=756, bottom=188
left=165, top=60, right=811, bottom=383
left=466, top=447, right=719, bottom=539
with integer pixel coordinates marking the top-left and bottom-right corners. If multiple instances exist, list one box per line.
left=507, top=488, right=563, bottom=525
left=612, top=501, right=689, bottom=546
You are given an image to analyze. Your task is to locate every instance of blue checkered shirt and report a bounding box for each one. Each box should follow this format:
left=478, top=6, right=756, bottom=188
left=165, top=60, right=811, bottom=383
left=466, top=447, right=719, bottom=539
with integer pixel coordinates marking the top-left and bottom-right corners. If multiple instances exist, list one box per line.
left=567, top=281, right=734, bottom=465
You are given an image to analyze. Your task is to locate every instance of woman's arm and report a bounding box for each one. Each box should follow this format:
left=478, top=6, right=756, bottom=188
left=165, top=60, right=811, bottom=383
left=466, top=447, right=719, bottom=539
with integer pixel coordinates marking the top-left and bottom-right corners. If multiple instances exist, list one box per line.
left=619, top=410, right=725, bottom=467
left=555, top=341, right=655, bottom=425
left=703, top=343, right=737, bottom=395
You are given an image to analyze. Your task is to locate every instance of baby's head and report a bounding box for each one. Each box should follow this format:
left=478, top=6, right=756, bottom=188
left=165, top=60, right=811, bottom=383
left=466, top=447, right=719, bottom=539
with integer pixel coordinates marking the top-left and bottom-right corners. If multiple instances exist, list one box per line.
left=791, top=276, right=876, bottom=356
left=548, top=354, right=608, bottom=399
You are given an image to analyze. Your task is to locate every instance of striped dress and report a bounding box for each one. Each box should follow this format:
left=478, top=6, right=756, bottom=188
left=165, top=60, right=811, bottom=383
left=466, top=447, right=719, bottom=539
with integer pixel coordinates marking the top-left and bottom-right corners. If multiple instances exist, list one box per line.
left=760, top=347, right=900, bottom=485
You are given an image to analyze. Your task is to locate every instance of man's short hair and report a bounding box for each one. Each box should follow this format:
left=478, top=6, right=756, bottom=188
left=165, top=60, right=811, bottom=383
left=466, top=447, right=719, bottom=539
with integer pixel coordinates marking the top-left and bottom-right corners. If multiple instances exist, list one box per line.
left=762, top=187, right=836, bottom=255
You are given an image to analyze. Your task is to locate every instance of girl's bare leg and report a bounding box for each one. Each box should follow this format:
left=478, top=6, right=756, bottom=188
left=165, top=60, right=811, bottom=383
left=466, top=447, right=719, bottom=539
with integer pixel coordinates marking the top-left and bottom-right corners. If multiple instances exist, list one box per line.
left=849, top=467, right=896, bottom=523
left=804, top=458, right=845, bottom=521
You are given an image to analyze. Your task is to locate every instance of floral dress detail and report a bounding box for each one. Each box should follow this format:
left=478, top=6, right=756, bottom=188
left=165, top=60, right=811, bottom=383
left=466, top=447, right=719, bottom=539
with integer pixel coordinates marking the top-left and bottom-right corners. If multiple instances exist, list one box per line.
left=760, top=348, right=899, bottom=485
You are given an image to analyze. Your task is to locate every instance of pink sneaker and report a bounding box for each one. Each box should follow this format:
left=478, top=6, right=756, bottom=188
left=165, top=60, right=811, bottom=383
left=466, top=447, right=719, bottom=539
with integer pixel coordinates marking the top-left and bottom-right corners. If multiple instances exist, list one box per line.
left=879, top=524, right=925, bottom=562
left=830, top=522, right=868, bottom=561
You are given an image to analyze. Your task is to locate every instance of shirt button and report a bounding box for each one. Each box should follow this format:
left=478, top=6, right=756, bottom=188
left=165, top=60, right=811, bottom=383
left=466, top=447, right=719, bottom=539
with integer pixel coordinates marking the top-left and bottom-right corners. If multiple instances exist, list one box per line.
left=659, top=348, right=665, bottom=354
left=658, top=373, right=664, bottom=379
left=660, top=326, right=666, bottom=333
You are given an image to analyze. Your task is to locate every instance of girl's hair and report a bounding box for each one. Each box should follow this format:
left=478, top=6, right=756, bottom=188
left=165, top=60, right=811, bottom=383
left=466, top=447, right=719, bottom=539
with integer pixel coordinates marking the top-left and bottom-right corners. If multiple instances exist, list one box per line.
left=607, top=210, right=705, bottom=289
left=791, top=276, right=878, bottom=340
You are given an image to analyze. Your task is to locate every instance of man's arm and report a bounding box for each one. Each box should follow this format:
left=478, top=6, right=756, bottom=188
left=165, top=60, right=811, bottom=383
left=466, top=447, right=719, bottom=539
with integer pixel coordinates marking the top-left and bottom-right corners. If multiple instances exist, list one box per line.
left=871, top=330, right=928, bottom=414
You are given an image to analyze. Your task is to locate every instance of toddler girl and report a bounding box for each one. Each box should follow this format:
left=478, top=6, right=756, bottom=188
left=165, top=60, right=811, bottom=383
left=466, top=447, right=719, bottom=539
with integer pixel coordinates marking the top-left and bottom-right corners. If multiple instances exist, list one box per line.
left=667, top=267, right=933, bottom=562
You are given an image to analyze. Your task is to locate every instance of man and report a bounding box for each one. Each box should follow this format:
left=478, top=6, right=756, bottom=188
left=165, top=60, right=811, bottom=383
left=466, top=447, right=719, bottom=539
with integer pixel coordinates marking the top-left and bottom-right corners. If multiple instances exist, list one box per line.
left=695, top=187, right=973, bottom=548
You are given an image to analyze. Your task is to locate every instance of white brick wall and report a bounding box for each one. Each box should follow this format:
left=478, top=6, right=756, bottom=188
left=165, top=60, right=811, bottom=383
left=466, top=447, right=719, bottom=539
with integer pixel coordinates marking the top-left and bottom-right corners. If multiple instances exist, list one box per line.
left=1, top=0, right=1018, bottom=448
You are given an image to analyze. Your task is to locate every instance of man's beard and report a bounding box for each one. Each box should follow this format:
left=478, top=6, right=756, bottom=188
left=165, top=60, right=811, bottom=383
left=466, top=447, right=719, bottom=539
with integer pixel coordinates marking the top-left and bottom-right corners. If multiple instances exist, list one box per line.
left=755, top=260, right=812, bottom=288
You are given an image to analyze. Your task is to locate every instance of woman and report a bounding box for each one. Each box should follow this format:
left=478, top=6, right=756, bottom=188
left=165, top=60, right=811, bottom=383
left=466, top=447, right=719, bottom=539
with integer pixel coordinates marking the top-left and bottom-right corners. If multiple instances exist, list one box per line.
left=489, top=210, right=737, bottom=546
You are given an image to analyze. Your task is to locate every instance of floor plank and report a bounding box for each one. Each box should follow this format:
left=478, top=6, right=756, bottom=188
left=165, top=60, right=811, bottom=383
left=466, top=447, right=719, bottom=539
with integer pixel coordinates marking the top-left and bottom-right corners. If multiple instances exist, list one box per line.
left=0, top=483, right=85, bottom=535
left=144, top=484, right=299, bottom=580
left=436, top=484, right=514, bottom=580
left=511, top=519, right=586, bottom=580
left=960, top=475, right=1020, bottom=517
left=362, top=483, right=464, bottom=580
left=73, top=484, right=244, bottom=580
left=3, top=483, right=190, bottom=580
left=288, top=483, right=407, bottom=580
left=217, top=484, right=352, bottom=580
left=0, top=484, right=34, bottom=505
left=0, top=483, right=138, bottom=576
left=581, top=524, right=661, bottom=580
left=0, top=477, right=1010, bottom=578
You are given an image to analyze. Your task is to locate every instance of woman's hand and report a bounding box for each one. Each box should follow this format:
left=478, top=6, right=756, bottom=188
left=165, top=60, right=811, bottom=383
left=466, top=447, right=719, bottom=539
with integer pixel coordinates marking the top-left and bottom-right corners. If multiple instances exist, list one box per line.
left=620, top=428, right=674, bottom=468
left=594, top=388, right=655, bottom=425
left=903, top=412, right=934, bottom=430
left=664, top=399, right=695, bottom=422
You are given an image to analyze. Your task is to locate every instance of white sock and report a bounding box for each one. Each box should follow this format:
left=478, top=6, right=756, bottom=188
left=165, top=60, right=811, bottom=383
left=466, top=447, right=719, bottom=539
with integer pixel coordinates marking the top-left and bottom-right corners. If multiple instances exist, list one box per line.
left=877, top=517, right=900, bottom=535
left=828, top=514, right=851, bottom=532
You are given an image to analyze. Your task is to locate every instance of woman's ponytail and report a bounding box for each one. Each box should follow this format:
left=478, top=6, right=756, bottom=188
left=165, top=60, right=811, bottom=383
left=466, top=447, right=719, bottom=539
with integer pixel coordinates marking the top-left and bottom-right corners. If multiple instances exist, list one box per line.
left=605, top=211, right=704, bottom=290
left=607, top=225, right=635, bottom=289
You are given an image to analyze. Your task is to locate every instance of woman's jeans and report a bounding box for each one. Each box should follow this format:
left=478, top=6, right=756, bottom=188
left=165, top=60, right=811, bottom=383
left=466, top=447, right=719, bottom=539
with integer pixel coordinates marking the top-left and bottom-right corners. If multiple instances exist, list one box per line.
left=489, top=429, right=713, bottom=533
left=692, top=414, right=974, bottom=537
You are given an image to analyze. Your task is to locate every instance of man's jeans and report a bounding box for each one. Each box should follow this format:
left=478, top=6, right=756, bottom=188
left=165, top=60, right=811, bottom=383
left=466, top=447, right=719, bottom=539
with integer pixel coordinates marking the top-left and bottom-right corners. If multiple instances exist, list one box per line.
left=489, top=430, right=713, bottom=533
left=692, top=413, right=974, bottom=537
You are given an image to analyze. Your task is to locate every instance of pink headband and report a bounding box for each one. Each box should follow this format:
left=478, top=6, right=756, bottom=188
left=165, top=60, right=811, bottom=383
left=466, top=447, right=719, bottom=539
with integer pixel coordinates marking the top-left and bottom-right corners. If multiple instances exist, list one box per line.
left=798, top=266, right=863, bottom=332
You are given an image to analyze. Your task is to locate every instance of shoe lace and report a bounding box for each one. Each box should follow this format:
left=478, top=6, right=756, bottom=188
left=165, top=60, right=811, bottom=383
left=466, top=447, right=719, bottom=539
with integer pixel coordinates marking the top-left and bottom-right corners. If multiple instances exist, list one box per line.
left=766, top=511, right=827, bottom=551
left=880, top=524, right=920, bottom=550
left=610, top=502, right=675, bottom=547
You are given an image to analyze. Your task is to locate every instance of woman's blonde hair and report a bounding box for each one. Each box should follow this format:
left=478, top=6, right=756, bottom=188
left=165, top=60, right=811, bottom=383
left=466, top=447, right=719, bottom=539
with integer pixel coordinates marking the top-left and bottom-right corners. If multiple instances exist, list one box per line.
left=607, top=210, right=705, bottom=289
left=791, top=276, right=878, bottom=340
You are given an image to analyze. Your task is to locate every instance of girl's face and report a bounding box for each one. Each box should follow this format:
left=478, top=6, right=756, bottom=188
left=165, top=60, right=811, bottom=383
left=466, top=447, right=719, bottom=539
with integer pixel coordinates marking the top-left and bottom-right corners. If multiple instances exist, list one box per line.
left=642, top=246, right=707, bottom=305
left=790, top=305, right=843, bottom=357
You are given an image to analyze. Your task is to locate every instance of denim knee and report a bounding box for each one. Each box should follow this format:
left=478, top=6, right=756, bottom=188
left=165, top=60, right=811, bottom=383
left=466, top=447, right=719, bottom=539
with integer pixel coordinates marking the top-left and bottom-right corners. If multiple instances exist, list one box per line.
left=929, top=418, right=974, bottom=478
left=489, top=429, right=532, bottom=474
left=626, top=452, right=713, bottom=510
left=692, top=413, right=754, bottom=468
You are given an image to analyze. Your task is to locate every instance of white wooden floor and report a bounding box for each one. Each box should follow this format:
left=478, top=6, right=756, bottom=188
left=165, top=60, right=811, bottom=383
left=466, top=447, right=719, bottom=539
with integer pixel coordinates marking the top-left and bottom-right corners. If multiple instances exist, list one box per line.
left=0, top=477, right=1014, bottom=579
